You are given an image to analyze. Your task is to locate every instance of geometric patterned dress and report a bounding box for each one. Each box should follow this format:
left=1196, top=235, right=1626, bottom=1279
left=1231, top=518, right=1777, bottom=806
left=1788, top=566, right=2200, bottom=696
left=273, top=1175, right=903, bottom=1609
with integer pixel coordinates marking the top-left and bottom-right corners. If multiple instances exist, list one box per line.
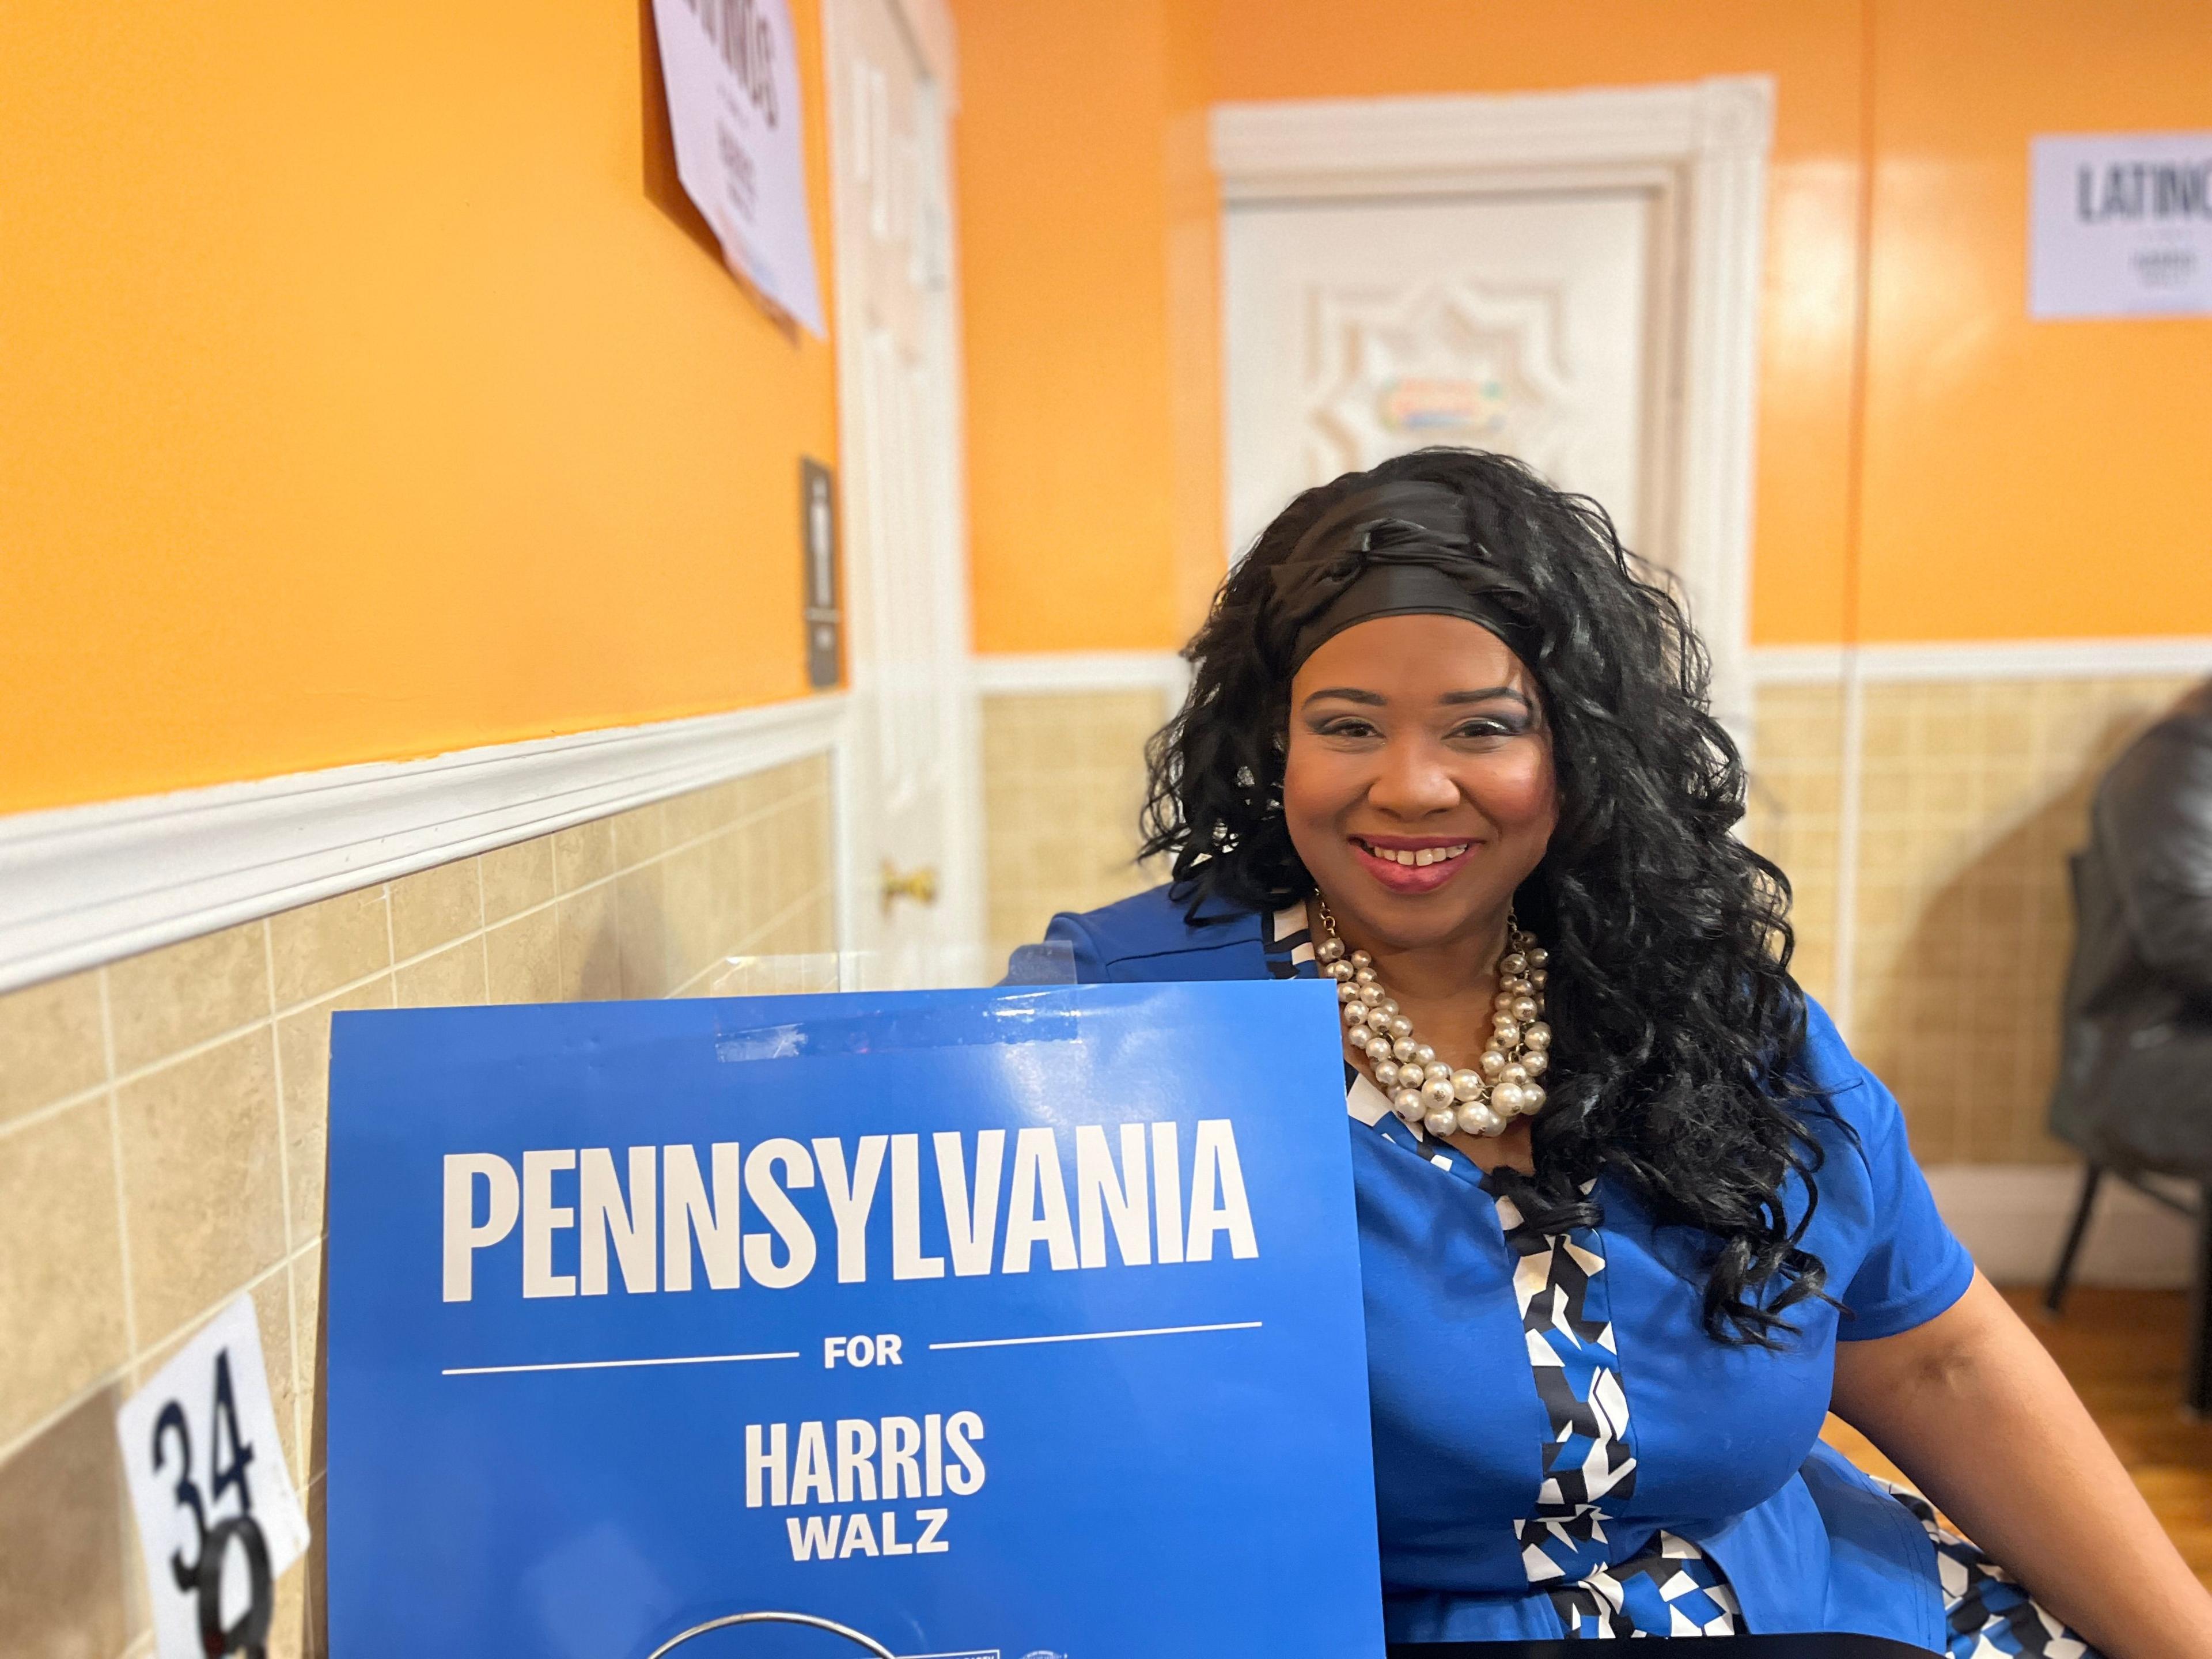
left=1264, top=902, right=2105, bottom=1652
left=1485, top=1180, right=1742, bottom=1637
left=1873, top=1483, right=2095, bottom=1659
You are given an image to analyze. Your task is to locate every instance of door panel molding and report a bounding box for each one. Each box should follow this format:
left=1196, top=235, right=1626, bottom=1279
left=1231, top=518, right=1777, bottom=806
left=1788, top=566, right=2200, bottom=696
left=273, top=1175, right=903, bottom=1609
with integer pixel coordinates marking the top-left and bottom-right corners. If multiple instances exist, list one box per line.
left=1211, top=77, right=1772, bottom=738
left=824, top=0, right=984, bottom=983
left=1210, top=78, right=1771, bottom=190
left=889, top=0, right=956, bottom=107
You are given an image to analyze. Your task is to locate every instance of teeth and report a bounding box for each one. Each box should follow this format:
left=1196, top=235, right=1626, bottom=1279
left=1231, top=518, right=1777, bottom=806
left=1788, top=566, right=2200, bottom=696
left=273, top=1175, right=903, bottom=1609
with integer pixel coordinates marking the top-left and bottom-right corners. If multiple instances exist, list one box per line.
left=1362, top=844, right=1468, bottom=871
left=1361, top=841, right=1472, bottom=868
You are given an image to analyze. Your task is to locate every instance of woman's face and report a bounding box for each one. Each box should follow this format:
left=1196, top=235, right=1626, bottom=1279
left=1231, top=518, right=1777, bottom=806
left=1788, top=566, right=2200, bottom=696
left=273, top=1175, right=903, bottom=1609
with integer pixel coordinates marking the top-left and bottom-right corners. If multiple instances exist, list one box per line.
left=1283, top=613, right=1557, bottom=953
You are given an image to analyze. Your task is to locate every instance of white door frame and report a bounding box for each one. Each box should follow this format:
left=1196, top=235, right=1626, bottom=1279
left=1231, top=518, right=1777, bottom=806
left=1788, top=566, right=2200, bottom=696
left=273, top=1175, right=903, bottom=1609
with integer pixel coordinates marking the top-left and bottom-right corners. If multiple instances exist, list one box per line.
left=821, top=0, right=987, bottom=982
left=1209, top=76, right=1772, bottom=741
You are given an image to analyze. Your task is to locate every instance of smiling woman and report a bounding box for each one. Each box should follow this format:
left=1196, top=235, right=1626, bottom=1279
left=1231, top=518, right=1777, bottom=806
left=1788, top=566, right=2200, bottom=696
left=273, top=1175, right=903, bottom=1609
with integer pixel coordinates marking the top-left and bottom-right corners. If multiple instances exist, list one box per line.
left=1291, top=617, right=1553, bottom=900
left=1027, top=450, right=2212, bottom=1652
left=1285, top=616, right=1556, bottom=1142
left=1140, top=455, right=1805, bottom=1252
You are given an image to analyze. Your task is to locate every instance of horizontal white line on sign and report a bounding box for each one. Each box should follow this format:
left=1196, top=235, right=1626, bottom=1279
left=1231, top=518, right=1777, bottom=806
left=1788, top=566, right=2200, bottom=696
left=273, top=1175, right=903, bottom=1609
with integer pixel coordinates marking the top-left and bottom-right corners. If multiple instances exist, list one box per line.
left=929, top=1320, right=1263, bottom=1353
left=442, top=1350, right=802, bottom=1377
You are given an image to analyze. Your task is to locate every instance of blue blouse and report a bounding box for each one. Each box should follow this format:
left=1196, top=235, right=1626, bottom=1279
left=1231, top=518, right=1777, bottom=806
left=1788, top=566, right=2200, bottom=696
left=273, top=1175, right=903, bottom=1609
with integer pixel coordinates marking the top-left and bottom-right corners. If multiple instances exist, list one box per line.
left=1039, top=885, right=1976, bottom=1649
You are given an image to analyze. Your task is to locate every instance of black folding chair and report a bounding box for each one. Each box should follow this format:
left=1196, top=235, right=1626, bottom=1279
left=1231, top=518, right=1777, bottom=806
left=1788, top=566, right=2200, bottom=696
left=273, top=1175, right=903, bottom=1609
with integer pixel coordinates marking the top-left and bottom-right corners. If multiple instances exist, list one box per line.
left=2044, top=1157, right=2212, bottom=1414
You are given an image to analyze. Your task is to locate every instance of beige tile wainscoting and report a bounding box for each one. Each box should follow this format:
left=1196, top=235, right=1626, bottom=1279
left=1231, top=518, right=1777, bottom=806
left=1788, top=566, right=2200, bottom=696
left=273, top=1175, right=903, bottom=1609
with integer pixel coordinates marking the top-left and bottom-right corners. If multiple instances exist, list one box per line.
left=0, top=755, right=834, bottom=1659
left=1745, top=673, right=2199, bottom=1166
left=1743, top=680, right=1847, bottom=1010
left=981, top=688, right=1172, bottom=972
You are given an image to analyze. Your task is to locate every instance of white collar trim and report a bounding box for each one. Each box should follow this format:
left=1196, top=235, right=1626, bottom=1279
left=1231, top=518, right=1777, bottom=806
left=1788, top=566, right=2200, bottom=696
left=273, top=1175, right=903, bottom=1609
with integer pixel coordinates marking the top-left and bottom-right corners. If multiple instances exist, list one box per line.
left=1347, top=1071, right=1422, bottom=1138
left=1270, top=901, right=1317, bottom=965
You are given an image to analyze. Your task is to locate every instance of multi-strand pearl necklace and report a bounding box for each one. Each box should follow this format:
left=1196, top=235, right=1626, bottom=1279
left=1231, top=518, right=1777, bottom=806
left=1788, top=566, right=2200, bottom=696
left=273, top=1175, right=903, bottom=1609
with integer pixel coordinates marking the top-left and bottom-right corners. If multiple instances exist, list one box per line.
left=1315, top=899, right=1552, bottom=1139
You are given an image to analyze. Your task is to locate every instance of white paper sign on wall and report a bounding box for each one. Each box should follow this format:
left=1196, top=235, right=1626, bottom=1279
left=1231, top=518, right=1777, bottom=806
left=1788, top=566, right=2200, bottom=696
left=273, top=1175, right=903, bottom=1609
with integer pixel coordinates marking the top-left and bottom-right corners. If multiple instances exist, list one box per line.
left=2031, top=131, right=2212, bottom=319
left=653, top=0, right=827, bottom=336
left=115, top=1295, right=311, bottom=1659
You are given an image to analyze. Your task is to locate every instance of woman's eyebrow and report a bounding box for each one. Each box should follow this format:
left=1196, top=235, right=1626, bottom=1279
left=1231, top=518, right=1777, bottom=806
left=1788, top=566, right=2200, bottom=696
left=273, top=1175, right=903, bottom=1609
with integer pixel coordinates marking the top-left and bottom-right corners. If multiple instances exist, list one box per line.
left=1300, top=686, right=1388, bottom=708
left=1439, top=687, right=1532, bottom=709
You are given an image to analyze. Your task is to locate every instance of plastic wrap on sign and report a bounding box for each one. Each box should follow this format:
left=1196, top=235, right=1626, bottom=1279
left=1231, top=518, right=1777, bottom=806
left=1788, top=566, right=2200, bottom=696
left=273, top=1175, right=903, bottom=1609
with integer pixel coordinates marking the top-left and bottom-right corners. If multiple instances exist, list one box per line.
left=325, top=981, right=1385, bottom=1659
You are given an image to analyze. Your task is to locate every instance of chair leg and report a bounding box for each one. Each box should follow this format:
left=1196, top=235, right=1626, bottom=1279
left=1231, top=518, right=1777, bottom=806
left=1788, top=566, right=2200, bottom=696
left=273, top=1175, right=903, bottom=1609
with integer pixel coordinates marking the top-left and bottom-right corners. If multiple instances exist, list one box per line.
left=2044, top=1162, right=2104, bottom=1316
left=2190, top=1195, right=2212, bottom=1418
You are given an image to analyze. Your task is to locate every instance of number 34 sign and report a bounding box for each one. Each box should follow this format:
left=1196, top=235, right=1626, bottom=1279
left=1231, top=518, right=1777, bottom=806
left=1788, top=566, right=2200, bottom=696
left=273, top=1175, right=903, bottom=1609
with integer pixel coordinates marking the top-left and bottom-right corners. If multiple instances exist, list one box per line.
left=115, top=1295, right=311, bottom=1659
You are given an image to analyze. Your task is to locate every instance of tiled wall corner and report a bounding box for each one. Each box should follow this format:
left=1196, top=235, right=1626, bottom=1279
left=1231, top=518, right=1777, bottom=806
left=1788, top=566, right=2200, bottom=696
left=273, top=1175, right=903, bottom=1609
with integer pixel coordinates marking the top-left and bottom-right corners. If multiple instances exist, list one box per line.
left=1845, top=676, right=2196, bottom=1166
left=0, top=753, right=834, bottom=1659
left=1743, top=681, right=1846, bottom=1010
left=1747, top=673, right=2198, bottom=1169
left=982, top=690, right=1170, bottom=971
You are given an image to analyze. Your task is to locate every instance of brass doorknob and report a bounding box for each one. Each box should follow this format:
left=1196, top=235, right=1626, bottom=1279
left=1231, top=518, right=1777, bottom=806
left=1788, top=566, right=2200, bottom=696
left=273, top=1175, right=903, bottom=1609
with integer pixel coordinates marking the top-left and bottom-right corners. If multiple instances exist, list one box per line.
left=880, top=861, right=940, bottom=912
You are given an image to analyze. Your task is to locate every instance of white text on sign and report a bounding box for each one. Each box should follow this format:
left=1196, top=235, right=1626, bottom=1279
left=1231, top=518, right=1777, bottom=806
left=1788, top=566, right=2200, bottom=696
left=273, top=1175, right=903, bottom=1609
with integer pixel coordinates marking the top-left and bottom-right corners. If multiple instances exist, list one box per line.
left=825, top=1334, right=903, bottom=1368
left=747, top=1410, right=986, bottom=1560
left=441, top=1121, right=1260, bottom=1301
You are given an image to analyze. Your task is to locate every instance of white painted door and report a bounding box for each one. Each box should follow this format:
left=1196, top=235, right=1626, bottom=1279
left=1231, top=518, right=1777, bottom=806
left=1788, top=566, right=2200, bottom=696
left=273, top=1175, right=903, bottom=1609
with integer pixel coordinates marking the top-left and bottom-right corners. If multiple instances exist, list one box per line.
left=825, top=0, right=983, bottom=987
left=1225, top=189, right=1666, bottom=570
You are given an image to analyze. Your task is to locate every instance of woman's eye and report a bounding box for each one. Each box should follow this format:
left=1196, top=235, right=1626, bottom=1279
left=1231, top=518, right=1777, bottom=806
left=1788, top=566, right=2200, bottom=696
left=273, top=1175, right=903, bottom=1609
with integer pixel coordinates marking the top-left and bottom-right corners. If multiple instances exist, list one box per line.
left=1316, top=718, right=1379, bottom=738
left=1449, top=719, right=1517, bottom=741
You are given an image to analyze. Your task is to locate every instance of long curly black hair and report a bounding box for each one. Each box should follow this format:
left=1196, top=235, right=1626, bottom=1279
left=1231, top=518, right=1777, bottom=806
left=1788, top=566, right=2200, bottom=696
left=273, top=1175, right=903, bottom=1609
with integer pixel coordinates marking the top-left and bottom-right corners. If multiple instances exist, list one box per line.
left=1140, top=448, right=1835, bottom=1346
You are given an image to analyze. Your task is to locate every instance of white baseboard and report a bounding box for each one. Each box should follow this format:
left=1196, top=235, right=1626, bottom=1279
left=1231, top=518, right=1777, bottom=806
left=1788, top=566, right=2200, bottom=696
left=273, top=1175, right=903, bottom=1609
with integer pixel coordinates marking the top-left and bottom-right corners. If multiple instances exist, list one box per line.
left=0, top=695, right=849, bottom=996
left=1925, top=1163, right=2196, bottom=1290
left=5, top=651, right=1196, bottom=999
left=971, top=651, right=1190, bottom=699
left=974, top=639, right=2212, bottom=697
left=972, top=640, right=2212, bottom=698
left=1752, top=637, right=2212, bottom=686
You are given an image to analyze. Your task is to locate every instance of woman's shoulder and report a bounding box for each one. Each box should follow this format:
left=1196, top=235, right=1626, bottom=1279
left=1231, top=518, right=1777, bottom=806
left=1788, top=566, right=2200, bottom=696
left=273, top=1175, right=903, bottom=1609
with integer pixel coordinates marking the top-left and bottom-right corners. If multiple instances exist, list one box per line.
left=1033, top=883, right=1270, bottom=983
left=1790, top=990, right=1976, bottom=1338
left=1793, top=994, right=1908, bottom=1160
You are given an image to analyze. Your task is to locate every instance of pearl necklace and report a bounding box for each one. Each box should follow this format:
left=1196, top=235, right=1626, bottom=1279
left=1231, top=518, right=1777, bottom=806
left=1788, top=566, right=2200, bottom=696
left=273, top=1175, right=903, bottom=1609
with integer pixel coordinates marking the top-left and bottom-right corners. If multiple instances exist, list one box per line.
left=1315, top=900, right=1552, bottom=1139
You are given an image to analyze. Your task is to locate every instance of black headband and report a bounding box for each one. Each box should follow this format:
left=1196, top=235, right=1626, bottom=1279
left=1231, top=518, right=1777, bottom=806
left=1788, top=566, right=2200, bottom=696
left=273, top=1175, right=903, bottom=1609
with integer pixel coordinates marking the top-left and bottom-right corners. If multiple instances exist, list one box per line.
left=1268, top=480, right=1539, bottom=673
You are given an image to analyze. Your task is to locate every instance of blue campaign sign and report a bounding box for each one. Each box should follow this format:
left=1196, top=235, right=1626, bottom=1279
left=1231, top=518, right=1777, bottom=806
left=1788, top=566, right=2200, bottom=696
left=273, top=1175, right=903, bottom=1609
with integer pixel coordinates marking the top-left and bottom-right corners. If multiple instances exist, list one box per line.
left=325, top=981, right=1384, bottom=1659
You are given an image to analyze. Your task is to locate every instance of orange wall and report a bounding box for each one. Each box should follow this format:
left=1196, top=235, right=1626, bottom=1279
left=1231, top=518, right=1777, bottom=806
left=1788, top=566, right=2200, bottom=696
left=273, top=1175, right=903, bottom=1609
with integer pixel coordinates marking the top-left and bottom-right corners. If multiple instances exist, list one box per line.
left=1856, top=0, right=2212, bottom=642
left=955, top=0, right=2212, bottom=655
left=954, top=0, right=1182, bottom=655
left=0, top=2, right=839, bottom=814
